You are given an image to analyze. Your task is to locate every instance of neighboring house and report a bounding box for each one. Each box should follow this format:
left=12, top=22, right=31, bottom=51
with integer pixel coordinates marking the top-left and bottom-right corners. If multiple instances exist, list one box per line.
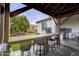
left=36, top=16, right=56, bottom=34
left=27, top=24, right=37, bottom=33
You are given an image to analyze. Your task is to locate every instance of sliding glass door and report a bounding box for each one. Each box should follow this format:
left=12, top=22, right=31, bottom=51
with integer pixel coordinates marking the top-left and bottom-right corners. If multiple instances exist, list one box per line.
left=60, top=28, right=72, bottom=40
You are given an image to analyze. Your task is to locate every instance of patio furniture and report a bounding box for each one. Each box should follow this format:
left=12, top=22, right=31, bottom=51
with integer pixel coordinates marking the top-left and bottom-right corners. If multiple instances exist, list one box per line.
left=55, top=36, right=60, bottom=48
left=20, top=41, right=32, bottom=56
left=20, top=45, right=31, bottom=56
left=71, top=33, right=76, bottom=40
left=48, top=37, right=56, bottom=53
left=75, top=36, right=79, bottom=46
left=8, top=33, right=59, bottom=56
left=35, top=40, right=45, bottom=56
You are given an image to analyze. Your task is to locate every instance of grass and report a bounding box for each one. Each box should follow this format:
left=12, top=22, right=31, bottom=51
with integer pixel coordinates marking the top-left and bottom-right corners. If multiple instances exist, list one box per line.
left=26, top=32, right=39, bottom=35
left=11, top=43, right=20, bottom=51
left=10, top=32, right=39, bottom=37
left=10, top=41, right=34, bottom=51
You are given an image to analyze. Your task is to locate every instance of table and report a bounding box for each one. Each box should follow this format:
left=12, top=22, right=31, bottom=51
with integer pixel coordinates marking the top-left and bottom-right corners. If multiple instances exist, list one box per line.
left=8, top=33, right=59, bottom=44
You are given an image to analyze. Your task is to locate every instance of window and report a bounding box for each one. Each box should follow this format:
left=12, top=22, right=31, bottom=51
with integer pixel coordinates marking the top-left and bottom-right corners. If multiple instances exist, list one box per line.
left=42, top=22, right=47, bottom=30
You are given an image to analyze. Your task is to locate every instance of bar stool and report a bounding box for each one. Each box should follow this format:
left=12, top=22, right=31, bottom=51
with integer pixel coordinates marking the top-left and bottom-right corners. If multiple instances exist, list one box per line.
left=35, top=40, right=45, bottom=56
left=20, top=45, right=31, bottom=56
left=55, top=36, right=60, bottom=48
left=48, top=37, right=56, bottom=52
left=20, top=41, right=31, bottom=56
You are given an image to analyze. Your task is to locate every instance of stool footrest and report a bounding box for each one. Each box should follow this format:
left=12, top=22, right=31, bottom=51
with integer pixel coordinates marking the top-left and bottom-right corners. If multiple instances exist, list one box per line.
left=36, top=50, right=45, bottom=56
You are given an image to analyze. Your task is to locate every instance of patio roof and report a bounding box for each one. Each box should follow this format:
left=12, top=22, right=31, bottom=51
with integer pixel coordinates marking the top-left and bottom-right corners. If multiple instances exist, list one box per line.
left=10, top=3, right=79, bottom=18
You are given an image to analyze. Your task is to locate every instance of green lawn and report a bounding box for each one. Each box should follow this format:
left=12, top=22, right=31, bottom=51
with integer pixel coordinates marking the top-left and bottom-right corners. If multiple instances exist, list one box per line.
left=10, top=32, right=39, bottom=37
left=10, top=41, right=34, bottom=51
left=26, top=32, right=39, bottom=35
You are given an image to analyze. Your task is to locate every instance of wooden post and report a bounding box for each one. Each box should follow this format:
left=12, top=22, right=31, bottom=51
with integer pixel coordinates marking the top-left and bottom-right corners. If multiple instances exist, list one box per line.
left=0, top=4, right=4, bottom=43
left=0, top=4, right=5, bottom=56
left=56, top=16, right=61, bottom=48
left=4, top=3, right=10, bottom=43
left=56, top=16, right=60, bottom=33
left=4, top=3, right=10, bottom=56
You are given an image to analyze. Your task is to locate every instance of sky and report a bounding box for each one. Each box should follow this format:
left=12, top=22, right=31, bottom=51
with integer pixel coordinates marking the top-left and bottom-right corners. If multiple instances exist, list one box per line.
left=10, top=3, right=49, bottom=24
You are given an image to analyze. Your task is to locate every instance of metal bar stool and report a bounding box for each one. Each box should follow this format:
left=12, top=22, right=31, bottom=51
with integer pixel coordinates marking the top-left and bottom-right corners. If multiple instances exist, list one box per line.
left=35, top=39, right=45, bottom=56
left=55, top=36, right=60, bottom=48
left=20, top=41, right=31, bottom=56
left=48, top=37, right=56, bottom=53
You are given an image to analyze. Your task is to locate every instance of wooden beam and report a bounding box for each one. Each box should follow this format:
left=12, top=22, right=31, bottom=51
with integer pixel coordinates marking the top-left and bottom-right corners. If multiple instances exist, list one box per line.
left=52, top=17, right=57, bottom=25
left=49, top=4, right=61, bottom=12
left=61, top=11, right=79, bottom=17
left=10, top=6, right=31, bottom=17
left=54, top=4, right=60, bottom=9
left=60, top=5, right=79, bottom=14
left=49, top=5, right=57, bottom=13
left=53, top=4, right=65, bottom=16
left=60, top=15, right=72, bottom=25
left=49, top=4, right=61, bottom=16
left=45, top=4, right=50, bottom=9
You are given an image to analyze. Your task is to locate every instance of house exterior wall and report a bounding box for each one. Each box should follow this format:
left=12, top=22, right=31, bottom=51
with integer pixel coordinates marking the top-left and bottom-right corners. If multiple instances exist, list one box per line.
left=61, top=14, right=79, bottom=33
left=60, top=14, right=79, bottom=40
left=37, top=18, right=56, bottom=34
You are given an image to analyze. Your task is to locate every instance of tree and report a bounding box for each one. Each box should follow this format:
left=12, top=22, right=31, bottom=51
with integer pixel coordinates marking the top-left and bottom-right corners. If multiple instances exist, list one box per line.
left=10, top=16, right=30, bottom=34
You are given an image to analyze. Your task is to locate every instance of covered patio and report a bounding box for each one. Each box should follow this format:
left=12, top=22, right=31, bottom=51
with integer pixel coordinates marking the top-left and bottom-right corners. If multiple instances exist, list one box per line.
left=0, top=3, right=79, bottom=56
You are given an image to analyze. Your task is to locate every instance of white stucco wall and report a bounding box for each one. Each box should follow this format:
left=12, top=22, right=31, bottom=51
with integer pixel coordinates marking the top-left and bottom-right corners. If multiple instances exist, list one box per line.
left=37, top=18, right=56, bottom=34
left=47, top=19, right=56, bottom=33
left=61, top=14, right=79, bottom=33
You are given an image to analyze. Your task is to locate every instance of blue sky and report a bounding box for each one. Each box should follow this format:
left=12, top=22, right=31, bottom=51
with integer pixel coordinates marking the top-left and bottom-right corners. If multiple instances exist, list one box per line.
left=10, top=3, right=49, bottom=24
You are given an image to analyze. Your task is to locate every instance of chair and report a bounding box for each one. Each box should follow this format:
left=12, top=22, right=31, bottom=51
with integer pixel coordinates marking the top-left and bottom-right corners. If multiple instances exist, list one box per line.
left=20, top=45, right=31, bottom=56
left=35, top=39, right=45, bottom=56
left=48, top=37, right=56, bottom=52
left=20, top=41, right=31, bottom=56
left=55, top=36, right=60, bottom=48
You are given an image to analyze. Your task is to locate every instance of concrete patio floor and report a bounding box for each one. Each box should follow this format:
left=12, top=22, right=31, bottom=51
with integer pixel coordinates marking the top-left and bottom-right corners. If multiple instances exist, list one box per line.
left=10, top=42, right=79, bottom=56
left=61, top=39, right=79, bottom=52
